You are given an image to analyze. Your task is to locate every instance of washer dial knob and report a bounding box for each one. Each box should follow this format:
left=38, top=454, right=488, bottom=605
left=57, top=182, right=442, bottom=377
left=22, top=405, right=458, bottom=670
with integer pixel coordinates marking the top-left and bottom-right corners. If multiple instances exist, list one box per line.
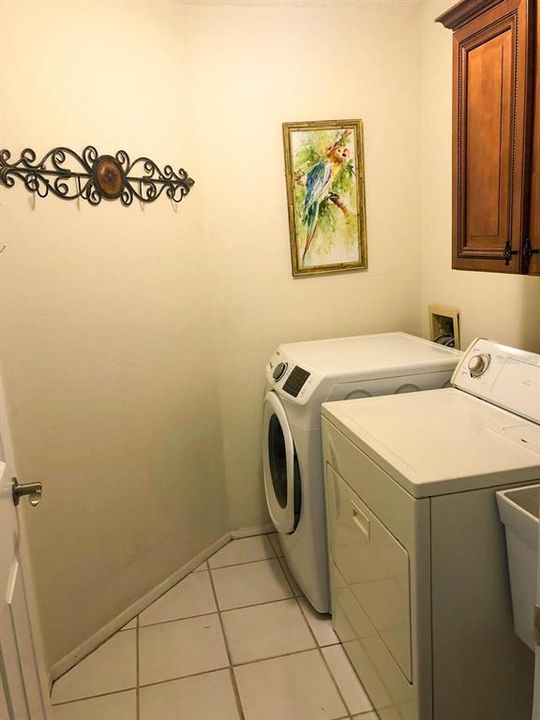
left=272, top=362, right=288, bottom=381
left=468, top=353, right=491, bottom=378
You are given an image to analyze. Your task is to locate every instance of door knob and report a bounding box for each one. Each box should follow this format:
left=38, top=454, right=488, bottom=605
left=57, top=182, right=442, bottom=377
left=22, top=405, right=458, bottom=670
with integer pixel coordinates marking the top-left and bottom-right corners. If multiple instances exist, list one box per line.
left=12, top=477, right=42, bottom=507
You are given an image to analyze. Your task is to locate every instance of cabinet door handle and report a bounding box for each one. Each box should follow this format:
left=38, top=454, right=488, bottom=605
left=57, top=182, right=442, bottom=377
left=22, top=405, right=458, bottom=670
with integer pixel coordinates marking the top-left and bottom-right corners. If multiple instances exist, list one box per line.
left=503, top=241, right=518, bottom=265
left=523, top=238, right=539, bottom=265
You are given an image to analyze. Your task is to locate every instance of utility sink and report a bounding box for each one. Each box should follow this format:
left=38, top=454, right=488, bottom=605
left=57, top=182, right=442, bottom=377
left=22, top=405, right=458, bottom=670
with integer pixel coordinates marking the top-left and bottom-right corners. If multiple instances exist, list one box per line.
left=497, top=485, right=540, bottom=651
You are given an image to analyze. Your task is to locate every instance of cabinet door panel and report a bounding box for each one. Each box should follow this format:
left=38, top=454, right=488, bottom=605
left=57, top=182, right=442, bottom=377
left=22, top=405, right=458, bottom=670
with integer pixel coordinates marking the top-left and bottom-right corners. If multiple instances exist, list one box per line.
left=465, top=31, right=512, bottom=246
left=453, top=0, right=529, bottom=272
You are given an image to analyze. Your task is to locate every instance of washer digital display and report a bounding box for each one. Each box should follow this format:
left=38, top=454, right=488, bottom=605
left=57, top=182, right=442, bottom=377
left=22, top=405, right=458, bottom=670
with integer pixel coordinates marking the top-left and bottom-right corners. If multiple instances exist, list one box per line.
left=283, top=366, right=310, bottom=397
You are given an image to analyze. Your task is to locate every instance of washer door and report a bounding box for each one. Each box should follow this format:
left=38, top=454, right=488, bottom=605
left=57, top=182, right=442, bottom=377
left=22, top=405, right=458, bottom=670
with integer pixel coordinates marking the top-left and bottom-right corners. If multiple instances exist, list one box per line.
left=263, top=391, right=299, bottom=534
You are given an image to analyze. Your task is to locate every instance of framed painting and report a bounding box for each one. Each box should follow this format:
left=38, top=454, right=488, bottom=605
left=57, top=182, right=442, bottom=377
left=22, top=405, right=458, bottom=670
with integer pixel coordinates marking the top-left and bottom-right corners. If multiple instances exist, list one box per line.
left=283, top=119, right=367, bottom=276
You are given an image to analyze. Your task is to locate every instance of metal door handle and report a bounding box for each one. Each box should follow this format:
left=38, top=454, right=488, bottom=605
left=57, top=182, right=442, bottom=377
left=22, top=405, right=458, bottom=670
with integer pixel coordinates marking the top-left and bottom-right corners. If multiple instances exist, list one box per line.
left=12, top=477, right=42, bottom=507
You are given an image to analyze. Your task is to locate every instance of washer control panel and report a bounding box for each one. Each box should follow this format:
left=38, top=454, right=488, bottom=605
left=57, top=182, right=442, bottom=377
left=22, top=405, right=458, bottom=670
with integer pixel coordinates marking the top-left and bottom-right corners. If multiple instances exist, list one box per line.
left=266, top=351, right=321, bottom=404
left=452, top=338, right=540, bottom=423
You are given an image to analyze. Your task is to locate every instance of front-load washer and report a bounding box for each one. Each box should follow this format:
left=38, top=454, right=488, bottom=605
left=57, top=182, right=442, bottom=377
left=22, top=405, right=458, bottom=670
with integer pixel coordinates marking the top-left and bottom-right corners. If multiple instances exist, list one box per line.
left=262, top=332, right=461, bottom=613
left=322, top=339, right=540, bottom=720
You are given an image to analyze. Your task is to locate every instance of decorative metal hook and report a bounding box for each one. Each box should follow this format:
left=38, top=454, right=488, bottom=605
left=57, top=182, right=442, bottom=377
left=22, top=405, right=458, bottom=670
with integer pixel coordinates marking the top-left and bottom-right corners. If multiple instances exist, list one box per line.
left=0, top=146, right=195, bottom=207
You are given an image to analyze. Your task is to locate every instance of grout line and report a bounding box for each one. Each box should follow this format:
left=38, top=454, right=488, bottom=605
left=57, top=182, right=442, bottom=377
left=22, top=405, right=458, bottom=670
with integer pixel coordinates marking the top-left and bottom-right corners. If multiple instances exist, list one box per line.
left=51, top=687, right=137, bottom=707
left=50, top=641, right=368, bottom=711
left=136, top=614, right=140, bottom=720
left=207, top=560, right=246, bottom=720
left=318, top=644, right=353, bottom=717
left=136, top=664, right=231, bottom=691
left=139, top=594, right=298, bottom=632
left=232, top=645, right=316, bottom=669
left=220, top=595, right=296, bottom=616
left=215, top=590, right=295, bottom=613
left=291, top=592, right=352, bottom=717
left=208, top=554, right=278, bottom=572
left=139, top=608, right=218, bottom=629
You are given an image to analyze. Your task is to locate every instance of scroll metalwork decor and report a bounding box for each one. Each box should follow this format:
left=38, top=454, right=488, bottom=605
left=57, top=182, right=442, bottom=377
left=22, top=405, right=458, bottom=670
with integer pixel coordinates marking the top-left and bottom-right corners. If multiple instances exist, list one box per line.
left=0, top=146, right=195, bottom=206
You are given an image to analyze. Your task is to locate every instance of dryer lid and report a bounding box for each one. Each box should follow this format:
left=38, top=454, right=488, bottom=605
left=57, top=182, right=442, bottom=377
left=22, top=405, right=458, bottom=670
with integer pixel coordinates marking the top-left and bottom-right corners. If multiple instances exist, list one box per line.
left=322, top=387, right=540, bottom=499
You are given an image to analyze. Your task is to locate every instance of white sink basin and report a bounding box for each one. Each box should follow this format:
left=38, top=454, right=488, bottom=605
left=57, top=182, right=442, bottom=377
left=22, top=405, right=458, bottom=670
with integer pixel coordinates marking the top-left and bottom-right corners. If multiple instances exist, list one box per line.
left=497, top=485, right=539, bottom=651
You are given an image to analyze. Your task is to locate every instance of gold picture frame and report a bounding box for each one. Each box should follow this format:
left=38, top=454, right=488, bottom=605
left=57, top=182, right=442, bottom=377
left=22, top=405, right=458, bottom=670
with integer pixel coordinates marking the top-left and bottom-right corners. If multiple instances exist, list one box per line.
left=282, top=119, right=368, bottom=277
left=428, top=304, right=461, bottom=349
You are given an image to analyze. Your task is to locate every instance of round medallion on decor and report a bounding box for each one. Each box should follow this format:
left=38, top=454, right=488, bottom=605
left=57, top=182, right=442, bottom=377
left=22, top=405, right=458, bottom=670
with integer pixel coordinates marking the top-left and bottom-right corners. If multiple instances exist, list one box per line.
left=93, top=155, right=125, bottom=199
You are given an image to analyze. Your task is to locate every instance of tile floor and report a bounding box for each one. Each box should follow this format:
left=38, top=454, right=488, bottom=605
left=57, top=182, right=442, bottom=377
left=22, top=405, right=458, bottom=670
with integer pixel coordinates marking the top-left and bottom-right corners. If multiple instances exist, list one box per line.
left=51, top=534, right=377, bottom=720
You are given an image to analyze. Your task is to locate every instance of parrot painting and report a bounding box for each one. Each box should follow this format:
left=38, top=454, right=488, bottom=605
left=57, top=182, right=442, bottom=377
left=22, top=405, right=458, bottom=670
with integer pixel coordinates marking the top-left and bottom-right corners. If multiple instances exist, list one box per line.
left=301, top=139, right=350, bottom=262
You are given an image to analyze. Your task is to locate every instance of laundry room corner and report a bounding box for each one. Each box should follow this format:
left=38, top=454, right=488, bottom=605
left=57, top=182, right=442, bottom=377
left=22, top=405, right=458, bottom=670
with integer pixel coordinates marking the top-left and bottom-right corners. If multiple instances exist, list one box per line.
left=0, top=0, right=231, bottom=671
left=184, top=1, right=426, bottom=531
left=418, top=0, right=540, bottom=353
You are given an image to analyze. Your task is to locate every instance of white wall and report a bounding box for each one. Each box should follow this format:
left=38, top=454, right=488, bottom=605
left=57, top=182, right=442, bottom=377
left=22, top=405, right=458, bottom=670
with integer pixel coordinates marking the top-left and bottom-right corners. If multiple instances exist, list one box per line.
left=0, top=0, right=229, bottom=668
left=186, top=1, right=425, bottom=529
left=419, top=1, right=540, bottom=353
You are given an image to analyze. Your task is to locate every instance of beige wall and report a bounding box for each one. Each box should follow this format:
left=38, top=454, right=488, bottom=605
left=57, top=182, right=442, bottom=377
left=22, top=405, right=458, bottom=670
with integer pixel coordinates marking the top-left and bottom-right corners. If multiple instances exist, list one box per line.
left=0, top=0, right=229, bottom=668
left=186, top=1, right=425, bottom=529
left=419, top=1, right=540, bottom=353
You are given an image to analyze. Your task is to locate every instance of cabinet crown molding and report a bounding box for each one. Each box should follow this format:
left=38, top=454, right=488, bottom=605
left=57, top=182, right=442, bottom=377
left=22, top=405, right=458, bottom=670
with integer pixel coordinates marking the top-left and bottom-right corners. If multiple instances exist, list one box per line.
left=436, top=0, right=505, bottom=29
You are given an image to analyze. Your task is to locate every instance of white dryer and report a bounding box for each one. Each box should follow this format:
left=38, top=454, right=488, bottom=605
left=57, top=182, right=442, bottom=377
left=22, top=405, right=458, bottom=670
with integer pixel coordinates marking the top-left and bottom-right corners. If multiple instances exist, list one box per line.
left=322, top=339, right=540, bottom=720
left=262, top=332, right=461, bottom=613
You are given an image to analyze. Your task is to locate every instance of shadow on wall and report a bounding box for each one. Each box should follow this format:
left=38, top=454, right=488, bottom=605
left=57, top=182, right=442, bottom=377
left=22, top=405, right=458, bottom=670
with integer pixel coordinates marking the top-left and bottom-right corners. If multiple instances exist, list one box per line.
left=519, top=277, right=540, bottom=353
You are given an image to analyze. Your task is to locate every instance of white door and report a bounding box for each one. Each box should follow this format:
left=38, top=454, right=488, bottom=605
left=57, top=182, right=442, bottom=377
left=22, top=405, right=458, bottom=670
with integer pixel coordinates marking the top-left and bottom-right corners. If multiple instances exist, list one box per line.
left=0, top=374, right=50, bottom=720
left=534, top=513, right=540, bottom=720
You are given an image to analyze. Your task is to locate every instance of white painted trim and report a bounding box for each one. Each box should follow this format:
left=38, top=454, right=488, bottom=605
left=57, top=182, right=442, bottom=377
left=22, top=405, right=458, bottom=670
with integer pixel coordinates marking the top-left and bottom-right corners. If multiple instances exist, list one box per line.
left=49, top=532, right=231, bottom=684
left=231, top=524, right=274, bottom=539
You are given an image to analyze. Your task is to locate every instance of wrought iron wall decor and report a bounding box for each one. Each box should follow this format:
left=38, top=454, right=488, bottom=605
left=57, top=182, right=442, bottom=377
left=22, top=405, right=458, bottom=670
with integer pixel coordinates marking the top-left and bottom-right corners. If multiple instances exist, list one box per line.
left=0, top=146, right=195, bottom=206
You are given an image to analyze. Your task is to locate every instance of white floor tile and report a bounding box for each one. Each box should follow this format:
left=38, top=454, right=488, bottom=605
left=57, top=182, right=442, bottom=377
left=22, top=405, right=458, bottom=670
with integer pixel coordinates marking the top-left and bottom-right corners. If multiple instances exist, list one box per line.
left=51, top=631, right=136, bottom=704
left=268, top=532, right=284, bottom=557
left=353, top=713, right=379, bottom=720
left=323, top=645, right=373, bottom=715
left=222, top=598, right=315, bottom=664
left=139, top=669, right=240, bottom=720
left=234, top=649, right=347, bottom=720
left=278, top=557, right=302, bottom=596
left=52, top=690, right=136, bottom=720
left=193, top=561, right=208, bottom=572
left=208, top=536, right=274, bottom=568
left=298, top=597, right=339, bottom=646
left=212, top=559, right=293, bottom=610
left=139, top=571, right=216, bottom=626
left=139, top=613, right=228, bottom=686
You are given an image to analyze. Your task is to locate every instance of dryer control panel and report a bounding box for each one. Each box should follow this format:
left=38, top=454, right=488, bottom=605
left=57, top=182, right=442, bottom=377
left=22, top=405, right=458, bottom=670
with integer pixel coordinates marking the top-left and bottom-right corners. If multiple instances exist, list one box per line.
left=452, top=338, right=540, bottom=424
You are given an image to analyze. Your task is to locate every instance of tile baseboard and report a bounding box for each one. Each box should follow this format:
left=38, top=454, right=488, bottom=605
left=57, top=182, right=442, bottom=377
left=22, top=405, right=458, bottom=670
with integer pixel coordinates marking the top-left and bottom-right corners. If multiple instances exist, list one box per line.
left=48, top=525, right=273, bottom=687
left=230, top=524, right=274, bottom=539
left=48, top=532, right=231, bottom=686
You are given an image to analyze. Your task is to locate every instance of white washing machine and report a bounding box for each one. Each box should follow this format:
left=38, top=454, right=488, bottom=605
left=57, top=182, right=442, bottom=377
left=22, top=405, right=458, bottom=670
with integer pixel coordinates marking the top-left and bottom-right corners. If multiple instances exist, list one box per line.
left=322, top=339, right=540, bottom=720
left=262, top=332, right=461, bottom=613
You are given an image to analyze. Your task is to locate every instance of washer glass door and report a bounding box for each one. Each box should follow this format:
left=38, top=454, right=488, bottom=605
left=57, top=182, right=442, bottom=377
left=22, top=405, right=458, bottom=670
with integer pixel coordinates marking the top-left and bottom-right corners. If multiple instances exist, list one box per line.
left=263, top=391, right=297, bottom=534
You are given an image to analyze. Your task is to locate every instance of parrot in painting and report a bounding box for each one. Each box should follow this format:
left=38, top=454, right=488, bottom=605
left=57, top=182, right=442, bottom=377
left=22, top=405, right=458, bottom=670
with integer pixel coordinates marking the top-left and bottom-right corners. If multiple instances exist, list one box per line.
left=301, top=141, right=350, bottom=262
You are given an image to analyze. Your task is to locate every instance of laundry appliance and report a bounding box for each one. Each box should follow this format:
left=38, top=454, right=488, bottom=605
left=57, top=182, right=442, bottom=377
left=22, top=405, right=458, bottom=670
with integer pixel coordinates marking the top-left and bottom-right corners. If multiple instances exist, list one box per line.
left=262, top=332, right=461, bottom=613
left=322, top=338, right=540, bottom=720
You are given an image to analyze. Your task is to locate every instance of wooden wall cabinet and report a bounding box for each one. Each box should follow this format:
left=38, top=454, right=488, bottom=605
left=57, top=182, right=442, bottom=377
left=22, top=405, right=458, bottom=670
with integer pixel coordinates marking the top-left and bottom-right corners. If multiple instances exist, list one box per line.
left=437, top=0, right=539, bottom=275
